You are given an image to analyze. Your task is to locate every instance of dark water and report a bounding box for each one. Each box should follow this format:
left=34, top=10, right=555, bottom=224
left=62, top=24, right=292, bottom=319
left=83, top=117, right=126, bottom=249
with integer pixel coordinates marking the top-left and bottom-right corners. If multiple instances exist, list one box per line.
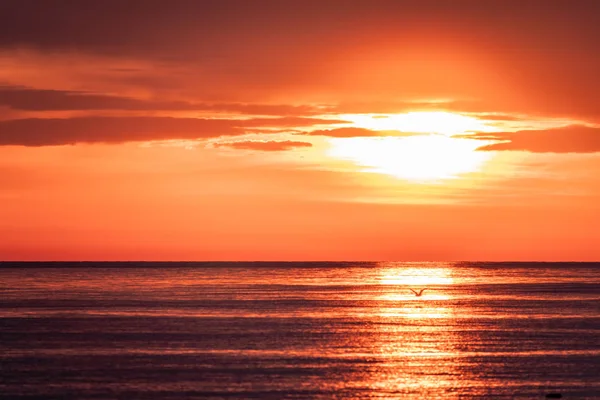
left=1, top=262, right=599, bottom=399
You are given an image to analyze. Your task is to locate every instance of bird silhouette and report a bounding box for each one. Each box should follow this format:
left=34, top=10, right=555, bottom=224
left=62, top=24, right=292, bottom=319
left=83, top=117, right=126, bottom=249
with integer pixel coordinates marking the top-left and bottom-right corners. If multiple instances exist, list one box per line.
left=409, top=288, right=427, bottom=297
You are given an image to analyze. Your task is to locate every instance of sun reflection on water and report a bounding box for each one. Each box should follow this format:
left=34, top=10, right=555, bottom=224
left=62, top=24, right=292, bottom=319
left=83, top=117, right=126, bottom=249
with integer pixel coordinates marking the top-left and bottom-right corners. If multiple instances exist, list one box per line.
left=379, top=266, right=455, bottom=286
left=375, top=264, right=456, bottom=322
left=363, top=263, right=465, bottom=396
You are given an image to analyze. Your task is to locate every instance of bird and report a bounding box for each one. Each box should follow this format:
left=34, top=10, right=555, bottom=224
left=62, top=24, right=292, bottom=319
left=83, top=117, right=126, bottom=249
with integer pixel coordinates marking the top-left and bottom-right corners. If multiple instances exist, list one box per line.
left=409, top=288, right=427, bottom=297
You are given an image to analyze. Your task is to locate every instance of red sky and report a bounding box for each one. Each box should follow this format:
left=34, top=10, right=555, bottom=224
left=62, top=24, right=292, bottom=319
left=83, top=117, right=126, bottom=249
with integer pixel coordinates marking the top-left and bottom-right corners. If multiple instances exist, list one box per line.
left=0, top=0, right=599, bottom=260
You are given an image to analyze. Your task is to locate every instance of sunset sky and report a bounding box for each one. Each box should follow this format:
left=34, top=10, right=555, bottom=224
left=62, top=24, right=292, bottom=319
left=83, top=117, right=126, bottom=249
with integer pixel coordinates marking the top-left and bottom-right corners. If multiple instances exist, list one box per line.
left=1, top=0, right=599, bottom=261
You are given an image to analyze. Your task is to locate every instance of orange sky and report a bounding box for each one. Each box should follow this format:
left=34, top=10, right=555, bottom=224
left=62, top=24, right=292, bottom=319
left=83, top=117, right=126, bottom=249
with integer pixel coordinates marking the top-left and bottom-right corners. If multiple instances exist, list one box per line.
left=0, top=1, right=599, bottom=261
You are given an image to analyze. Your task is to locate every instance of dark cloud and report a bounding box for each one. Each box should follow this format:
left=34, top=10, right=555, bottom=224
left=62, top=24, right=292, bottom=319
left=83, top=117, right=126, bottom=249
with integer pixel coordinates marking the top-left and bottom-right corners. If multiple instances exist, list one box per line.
left=0, top=86, right=191, bottom=111
left=467, top=113, right=529, bottom=122
left=0, top=86, right=324, bottom=116
left=473, top=125, right=600, bottom=153
left=0, top=116, right=344, bottom=146
left=215, top=140, right=313, bottom=151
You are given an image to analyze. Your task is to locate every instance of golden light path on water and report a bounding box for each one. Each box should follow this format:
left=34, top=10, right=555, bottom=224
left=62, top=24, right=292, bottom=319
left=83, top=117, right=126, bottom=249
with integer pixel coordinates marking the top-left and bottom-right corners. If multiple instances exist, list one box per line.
left=365, top=264, right=463, bottom=395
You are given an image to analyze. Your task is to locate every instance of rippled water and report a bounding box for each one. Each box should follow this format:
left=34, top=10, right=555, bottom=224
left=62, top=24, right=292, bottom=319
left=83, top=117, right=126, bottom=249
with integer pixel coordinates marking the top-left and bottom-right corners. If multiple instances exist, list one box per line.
left=1, top=262, right=599, bottom=399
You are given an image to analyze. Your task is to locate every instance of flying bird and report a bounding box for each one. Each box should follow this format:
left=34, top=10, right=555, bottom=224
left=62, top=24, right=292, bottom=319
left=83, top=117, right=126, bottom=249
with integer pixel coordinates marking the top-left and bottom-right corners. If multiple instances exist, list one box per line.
left=409, top=288, right=427, bottom=297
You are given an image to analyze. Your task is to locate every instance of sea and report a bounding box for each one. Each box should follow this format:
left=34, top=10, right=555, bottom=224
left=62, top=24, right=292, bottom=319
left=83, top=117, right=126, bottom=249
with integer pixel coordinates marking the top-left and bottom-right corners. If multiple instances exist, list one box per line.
left=0, top=262, right=599, bottom=399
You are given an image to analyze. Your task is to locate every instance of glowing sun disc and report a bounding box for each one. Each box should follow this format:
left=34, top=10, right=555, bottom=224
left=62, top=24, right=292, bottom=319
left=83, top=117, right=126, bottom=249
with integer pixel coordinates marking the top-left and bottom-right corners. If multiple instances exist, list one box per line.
left=327, top=135, right=492, bottom=182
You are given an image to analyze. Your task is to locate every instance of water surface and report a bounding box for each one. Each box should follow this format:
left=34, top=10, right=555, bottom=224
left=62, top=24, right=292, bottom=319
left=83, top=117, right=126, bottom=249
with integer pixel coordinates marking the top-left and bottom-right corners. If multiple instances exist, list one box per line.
left=1, top=262, right=599, bottom=398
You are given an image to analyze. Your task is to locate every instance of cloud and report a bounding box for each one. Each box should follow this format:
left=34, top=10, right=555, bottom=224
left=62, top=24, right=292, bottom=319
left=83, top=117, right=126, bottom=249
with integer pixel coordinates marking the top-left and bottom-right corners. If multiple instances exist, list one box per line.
left=305, top=127, right=427, bottom=138
left=0, top=116, right=344, bottom=146
left=0, top=86, right=327, bottom=116
left=0, top=86, right=193, bottom=111
left=306, top=127, right=381, bottom=137
left=214, top=140, right=313, bottom=151
left=473, top=125, right=600, bottom=153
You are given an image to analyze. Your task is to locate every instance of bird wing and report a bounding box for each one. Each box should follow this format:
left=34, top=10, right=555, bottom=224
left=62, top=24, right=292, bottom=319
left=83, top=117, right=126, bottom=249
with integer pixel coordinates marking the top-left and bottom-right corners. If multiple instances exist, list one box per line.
left=409, top=288, right=418, bottom=295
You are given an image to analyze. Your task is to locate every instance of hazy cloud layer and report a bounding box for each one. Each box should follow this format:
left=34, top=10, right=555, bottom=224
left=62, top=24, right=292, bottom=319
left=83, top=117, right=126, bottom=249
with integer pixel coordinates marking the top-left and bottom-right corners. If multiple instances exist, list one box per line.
left=215, top=140, right=313, bottom=151
left=473, top=125, right=600, bottom=153
left=1, top=1, right=600, bottom=121
left=305, top=127, right=382, bottom=138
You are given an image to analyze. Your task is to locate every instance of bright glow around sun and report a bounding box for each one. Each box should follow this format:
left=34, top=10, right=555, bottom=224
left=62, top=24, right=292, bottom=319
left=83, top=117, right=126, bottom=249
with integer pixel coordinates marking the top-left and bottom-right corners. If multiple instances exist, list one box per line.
left=340, top=111, right=495, bottom=136
left=328, top=135, right=493, bottom=182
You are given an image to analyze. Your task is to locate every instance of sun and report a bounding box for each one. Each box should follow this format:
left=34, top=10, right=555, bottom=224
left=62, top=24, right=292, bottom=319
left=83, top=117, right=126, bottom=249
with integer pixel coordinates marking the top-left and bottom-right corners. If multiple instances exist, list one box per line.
left=327, top=111, right=495, bottom=182
left=328, top=134, right=492, bottom=182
